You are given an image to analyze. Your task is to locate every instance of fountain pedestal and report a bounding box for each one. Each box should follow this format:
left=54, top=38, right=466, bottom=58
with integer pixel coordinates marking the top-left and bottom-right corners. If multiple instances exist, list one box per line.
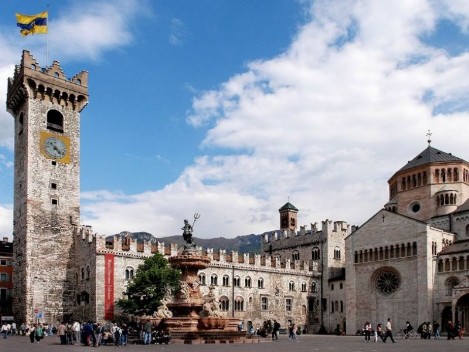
left=162, top=248, right=258, bottom=344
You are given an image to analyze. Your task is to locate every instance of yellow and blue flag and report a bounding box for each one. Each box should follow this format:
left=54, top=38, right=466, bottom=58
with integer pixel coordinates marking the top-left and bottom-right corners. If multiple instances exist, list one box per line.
left=16, top=11, right=48, bottom=36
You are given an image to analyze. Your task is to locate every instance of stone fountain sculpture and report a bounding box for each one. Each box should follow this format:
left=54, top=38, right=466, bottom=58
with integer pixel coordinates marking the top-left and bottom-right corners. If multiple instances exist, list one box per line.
left=160, top=215, right=251, bottom=343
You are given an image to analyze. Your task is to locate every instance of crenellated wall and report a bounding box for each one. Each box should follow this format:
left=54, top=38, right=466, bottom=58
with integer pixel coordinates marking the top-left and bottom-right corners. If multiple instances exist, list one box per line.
left=72, top=227, right=318, bottom=331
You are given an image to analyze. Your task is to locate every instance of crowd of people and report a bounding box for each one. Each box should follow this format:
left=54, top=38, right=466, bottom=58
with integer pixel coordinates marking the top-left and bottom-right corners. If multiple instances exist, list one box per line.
left=0, top=320, right=171, bottom=346
left=362, top=318, right=396, bottom=343
left=361, top=319, right=465, bottom=342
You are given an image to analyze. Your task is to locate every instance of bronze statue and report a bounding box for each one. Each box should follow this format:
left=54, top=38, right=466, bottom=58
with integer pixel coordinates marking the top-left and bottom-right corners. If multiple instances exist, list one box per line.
left=182, top=219, right=193, bottom=244
left=182, top=213, right=200, bottom=247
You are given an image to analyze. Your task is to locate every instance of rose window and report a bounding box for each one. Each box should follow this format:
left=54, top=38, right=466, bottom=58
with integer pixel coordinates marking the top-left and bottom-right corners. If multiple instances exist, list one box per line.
left=373, top=268, right=400, bottom=295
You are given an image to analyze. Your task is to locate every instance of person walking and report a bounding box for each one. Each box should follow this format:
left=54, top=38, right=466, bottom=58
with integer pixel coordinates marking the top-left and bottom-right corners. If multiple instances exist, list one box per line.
left=29, top=324, right=36, bottom=343
left=383, top=318, right=395, bottom=343
left=1, top=323, right=8, bottom=339
left=272, top=320, right=281, bottom=340
left=376, top=323, right=386, bottom=342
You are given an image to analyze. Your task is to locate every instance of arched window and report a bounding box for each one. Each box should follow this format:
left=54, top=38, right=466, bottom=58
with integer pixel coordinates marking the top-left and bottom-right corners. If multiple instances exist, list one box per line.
left=211, top=274, right=218, bottom=286
left=301, top=282, right=307, bottom=292
left=47, top=109, right=64, bottom=133
left=312, top=247, right=320, bottom=260
left=219, top=296, right=229, bottom=311
left=340, top=301, right=344, bottom=312
left=245, top=276, right=251, bottom=288
left=199, top=273, right=206, bottom=285
left=125, top=267, right=134, bottom=281
left=446, top=277, right=459, bottom=296
left=289, top=281, right=295, bottom=291
left=334, top=247, right=341, bottom=259
left=233, top=276, right=241, bottom=287
left=292, top=250, right=300, bottom=261
left=234, top=296, right=244, bottom=311
left=223, top=275, right=230, bottom=286
left=258, top=277, right=264, bottom=289
left=81, top=267, right=85, bottom=280
left=312, top=281, right=317, bottom=293
left=438, top=260, right=443, bottom=272
left=86, top=265, right=91, bottom=280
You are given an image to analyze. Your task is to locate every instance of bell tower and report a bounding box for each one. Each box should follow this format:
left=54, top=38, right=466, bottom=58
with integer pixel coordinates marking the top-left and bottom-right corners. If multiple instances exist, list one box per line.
left=6, top=51, right=88, bottom=323
left=279, top=202, right=298, bottom=232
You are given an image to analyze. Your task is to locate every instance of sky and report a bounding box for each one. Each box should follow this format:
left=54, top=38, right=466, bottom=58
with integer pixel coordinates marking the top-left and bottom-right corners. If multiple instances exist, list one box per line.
left=1, top=0, right=469, bottom=240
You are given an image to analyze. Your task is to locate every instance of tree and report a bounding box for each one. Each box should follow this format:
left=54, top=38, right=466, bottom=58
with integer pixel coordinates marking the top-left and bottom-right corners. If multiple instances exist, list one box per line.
left=118, top=253, right=181, bottom=316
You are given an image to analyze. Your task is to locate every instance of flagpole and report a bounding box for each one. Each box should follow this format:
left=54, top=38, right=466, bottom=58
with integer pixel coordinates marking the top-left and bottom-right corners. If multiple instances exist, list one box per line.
left=46, top=4, right=49, bottom=66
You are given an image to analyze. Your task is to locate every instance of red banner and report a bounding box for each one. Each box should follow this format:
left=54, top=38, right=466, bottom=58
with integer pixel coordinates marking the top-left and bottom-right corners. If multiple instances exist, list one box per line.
left=104, top=253, right=114, bottom=320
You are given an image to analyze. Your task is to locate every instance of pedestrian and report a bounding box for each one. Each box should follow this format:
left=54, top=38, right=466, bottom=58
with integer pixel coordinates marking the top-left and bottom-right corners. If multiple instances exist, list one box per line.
left=383, top=318, right=395, bottom=343
left=376, top=323, right=386, bottom=342
left=120, top=323, right=128, bottom=346
left=447, top=320, right=455, bottom=340
left=143, top=320, right=152, bottom=345
left=433, top=321, right=440, bottom=339
left=96, top=323, right=103, bottom=346
left=29, top=324, right=36, bottom=343
left=291, top=322, right=298, bottom=341
left=455, top=320, right=463, bottom=339
left=35, top=323, right=44, bottom=343
left=57, top=321, right=66, bottom=345
left=364, top=321, right=371, bottom=342
left=20, top=322, right=26, bottom=336
left=272, top=319, right=281, bottom=340
left=72, top=320, right=81, bottom=345
left=426, top=322, right=432, bottom=339
left=113, top=323, right=121, bottom=346
left=1, top=322, right=8, bottom=339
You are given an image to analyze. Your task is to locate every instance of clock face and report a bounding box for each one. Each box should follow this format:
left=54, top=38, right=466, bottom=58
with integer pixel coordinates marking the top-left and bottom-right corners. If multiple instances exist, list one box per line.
left=44, top=137, right=67, bottom=159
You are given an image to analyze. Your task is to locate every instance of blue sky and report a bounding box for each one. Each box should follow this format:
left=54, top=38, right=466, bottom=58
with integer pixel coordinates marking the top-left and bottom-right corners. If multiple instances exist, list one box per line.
left=1, top=0, right=469, bottom=239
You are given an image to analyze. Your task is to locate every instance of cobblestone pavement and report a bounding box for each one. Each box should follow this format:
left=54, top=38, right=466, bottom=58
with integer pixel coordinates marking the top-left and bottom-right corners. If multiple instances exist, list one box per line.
left=1, top=334, right=469, bottom=352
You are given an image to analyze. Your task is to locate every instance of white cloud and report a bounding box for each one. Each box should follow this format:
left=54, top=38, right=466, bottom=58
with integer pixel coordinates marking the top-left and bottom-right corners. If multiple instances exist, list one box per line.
left=169, top=18, right=186, bottom=46
left=82, top=0, right=469, bottom=238
left=5, top=0, right=469, bottom=240
left=0, top=204, right=12, bottom=239
left=50, top=0, right=151, bottom=61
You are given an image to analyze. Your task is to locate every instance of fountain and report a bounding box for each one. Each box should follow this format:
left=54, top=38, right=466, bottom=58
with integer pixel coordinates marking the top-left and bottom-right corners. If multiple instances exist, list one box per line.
left=158, top=215, right=258, bottom=344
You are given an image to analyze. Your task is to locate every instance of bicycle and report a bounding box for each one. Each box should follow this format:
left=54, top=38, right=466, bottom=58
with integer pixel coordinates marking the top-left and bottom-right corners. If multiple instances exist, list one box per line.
left=394, top=329, right=418, bottom=340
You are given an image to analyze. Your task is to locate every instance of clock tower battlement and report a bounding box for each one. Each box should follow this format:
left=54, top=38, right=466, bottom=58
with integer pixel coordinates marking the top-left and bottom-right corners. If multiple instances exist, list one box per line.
left=7, top=50, right=88, bottom=115
left=6, top=50, right=89, bottom=324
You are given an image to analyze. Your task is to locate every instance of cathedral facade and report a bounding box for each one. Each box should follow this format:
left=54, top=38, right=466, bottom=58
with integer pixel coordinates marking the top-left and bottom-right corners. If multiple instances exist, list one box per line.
left=6, top=51, right=469, bottom=334
left=346, top=145, right=469, bottom=333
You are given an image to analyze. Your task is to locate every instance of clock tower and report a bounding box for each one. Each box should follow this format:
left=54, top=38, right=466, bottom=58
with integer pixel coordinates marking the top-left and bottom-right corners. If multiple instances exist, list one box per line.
left=6, top=51, right=88, bottom=323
